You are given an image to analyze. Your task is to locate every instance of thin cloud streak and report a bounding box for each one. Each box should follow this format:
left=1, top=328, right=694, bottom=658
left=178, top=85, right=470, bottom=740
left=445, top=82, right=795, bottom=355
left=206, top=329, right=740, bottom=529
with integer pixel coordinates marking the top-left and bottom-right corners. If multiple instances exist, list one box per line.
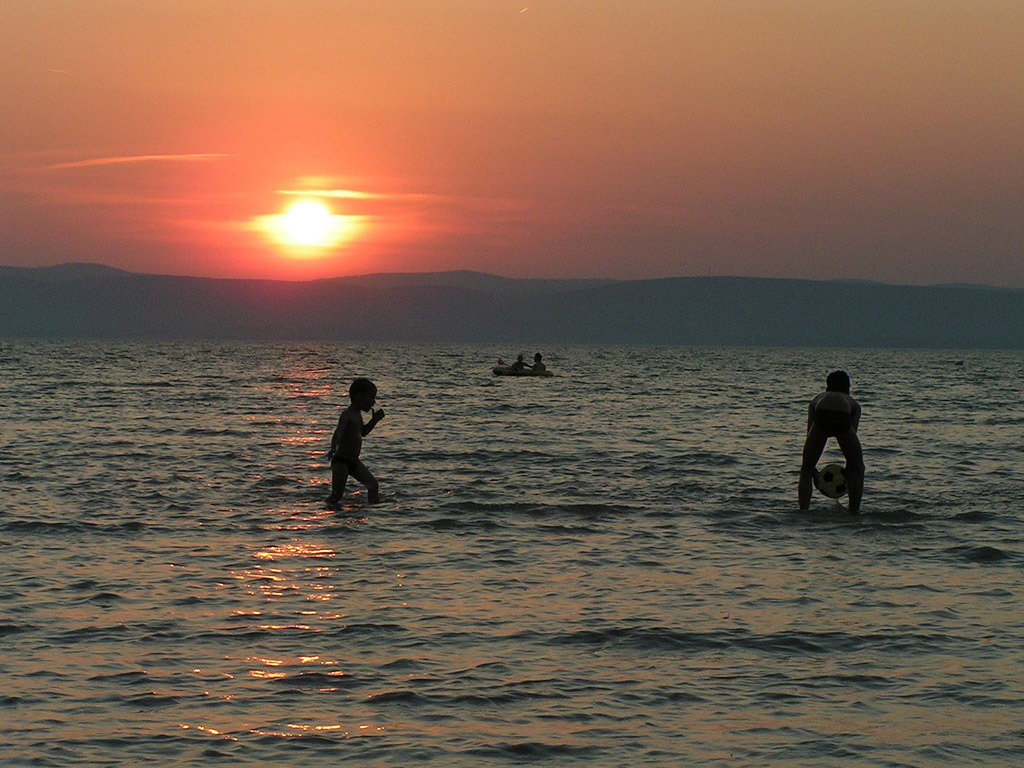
left=279, top=189, right=381, bottom=200
left=45, top=154, right=234, bottom=171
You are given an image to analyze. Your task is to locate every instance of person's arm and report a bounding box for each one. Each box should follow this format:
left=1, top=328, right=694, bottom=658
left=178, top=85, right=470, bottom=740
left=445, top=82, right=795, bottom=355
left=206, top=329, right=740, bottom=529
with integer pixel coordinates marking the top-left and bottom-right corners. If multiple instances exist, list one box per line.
left=806, top=400, right=815, bottom=433
left=326, top=414, right=344, bottom=458
left=362, top=408, right=385, bottom=436
left=850, top=400, right=862, bottom=432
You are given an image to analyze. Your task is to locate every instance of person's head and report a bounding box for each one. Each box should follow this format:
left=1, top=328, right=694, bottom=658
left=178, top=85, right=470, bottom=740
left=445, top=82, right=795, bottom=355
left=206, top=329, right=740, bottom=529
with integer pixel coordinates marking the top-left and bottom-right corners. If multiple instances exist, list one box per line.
left=825, top=370, right=851, bottom=394
left=517, top=355, right=524, bottom=362
left=349, top=377, right=378, bottom=410
left=534, top=352, right=542, bottom=362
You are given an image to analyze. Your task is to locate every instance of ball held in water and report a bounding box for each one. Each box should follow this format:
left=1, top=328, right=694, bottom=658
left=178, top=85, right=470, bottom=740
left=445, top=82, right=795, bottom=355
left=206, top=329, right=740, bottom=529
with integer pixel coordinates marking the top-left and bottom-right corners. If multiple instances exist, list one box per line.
left=814, top=463, right=848, bottom=499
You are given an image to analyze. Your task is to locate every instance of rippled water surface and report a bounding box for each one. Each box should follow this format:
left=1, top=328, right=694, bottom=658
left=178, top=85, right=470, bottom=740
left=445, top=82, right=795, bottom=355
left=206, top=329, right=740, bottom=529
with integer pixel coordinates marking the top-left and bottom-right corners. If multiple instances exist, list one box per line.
left=2, top=340, right=1023, bottom=766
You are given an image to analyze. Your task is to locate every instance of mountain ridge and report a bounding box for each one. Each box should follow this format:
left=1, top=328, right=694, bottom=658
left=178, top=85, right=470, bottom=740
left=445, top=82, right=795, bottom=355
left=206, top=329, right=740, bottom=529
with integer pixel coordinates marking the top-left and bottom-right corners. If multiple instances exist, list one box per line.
left=2, top=263, right=1022, bottom=347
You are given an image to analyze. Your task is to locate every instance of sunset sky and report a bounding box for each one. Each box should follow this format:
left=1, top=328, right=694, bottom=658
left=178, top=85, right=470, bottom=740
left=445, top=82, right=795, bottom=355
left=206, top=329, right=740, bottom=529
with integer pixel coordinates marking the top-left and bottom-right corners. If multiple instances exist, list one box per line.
left=2, top=1, right=1022, bottom=285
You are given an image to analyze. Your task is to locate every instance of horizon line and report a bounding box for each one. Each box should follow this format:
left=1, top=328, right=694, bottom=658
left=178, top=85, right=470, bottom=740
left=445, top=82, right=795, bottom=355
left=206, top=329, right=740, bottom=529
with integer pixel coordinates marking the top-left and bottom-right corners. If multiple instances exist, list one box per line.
left=1, top=261, right=1020, bottom=292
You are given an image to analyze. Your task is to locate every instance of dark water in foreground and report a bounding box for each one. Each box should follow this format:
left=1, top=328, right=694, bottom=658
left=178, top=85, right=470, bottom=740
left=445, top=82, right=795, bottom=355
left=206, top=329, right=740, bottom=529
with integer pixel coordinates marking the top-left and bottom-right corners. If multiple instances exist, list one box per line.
left=2, top=341, right=1023, bottom=766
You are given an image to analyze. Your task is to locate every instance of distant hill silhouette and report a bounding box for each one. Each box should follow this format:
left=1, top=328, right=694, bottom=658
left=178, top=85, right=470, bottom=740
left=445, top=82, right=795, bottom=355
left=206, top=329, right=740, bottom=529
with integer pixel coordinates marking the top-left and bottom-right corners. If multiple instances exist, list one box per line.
left=2, top=263, right=1022, bottom=347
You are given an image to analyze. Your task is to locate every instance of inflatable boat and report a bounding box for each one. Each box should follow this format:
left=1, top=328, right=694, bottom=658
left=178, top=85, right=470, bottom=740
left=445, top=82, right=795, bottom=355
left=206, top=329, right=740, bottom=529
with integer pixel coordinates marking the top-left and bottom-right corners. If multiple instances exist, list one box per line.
left=493, top=365, right=553, bottom=377
left=493, top=359, right=553, bottom=377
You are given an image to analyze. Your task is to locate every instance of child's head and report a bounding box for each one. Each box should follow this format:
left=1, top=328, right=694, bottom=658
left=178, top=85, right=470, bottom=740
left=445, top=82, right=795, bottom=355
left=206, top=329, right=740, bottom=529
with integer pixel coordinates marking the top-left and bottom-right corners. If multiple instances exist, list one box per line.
left=825, top=370, right=851, bottom=394
left=349, top=377, right=378, bottom=410
left=534, top=352, right=542, bottom=362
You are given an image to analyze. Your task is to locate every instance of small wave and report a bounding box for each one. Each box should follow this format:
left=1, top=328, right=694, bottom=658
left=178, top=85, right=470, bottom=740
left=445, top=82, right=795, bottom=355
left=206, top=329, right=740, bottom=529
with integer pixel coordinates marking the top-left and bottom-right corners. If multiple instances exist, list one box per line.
left=419, top=516, right=504, bottom=532
left=949, top=545, right=1013, bottom=563
left=88, top=671, right=150, bottom=684
left=321, top=520, right=372, bottom=535
left=541, top=624, right=959, bottom=656
left=446, top=500, right=544, bottom=514
left=673, top=450, right=741, bottom=467
left=553, top=502, right=637, bottom=517
left=450, top=689, right=566, bottom=706
left=440, top=500, right=636, bottom=520
left=664, top=479, right=713, bottom=495
left=2, top=519, right=150, bottom=536
left=68, top=579, right=101, bottom=591
left=265, top=671, right=361, bottom=690
left=322, top=622, right=409, bottom=640
left=1, top=470, right=33, bottom=482
left=465, top=741, right=603, bottom=761
left=815, top=672, right=897, bottom=690
left=954, top=509, right=991, bottom=523
left=534, top=523, right=602, bottom=536
left=126, top=692, right=182, bottom=708
left=3, top=519, right=89, bottom=534
left=365, top=690, right=427, bottom=705
left=867, top=446, right=904, bottom=456
left=545, top=625, right=727, bottom=652
left=86, top=591, right=126, bottom=603
left=254, top=474, right=304, bottom=488
left=982, top=415, right=1024, bottom=426
left=183, top=427, right=248, bottom=437
left=56, top=624, right=133, bottom=643
left=856, top=506, right=928, bottom=524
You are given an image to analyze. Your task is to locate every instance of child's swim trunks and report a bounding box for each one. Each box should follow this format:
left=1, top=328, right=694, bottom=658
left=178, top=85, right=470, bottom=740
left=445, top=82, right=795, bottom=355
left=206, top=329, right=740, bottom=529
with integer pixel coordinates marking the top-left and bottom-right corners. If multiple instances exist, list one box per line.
left=813, top=409, right=852, bottom=437
left=331, top=456, right=360, bottom=471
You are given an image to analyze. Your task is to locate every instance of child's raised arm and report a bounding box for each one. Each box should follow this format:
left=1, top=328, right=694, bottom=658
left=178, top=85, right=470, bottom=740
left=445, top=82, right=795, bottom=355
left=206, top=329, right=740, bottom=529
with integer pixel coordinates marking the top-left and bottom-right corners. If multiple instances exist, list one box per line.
left=362, top=408, right=385, bottom=436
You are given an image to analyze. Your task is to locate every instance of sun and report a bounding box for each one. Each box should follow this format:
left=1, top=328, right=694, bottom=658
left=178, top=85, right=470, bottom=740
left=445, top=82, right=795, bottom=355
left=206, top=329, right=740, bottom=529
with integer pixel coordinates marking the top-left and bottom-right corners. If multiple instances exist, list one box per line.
left=254, top=198, right=364, bottom=253
left=280, top=200, right=335, bottom=246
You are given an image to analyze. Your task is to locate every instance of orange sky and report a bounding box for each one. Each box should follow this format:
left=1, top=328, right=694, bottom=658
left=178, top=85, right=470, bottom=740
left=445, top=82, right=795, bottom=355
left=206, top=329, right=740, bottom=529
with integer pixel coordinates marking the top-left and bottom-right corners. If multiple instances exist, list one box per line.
left=2, top=0, right=1023, bottom=285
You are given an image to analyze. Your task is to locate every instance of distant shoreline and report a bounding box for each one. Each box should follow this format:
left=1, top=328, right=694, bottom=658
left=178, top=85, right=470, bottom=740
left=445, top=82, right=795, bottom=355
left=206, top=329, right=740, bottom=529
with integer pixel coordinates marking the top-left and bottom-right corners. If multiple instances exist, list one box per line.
left=3, top=263, right=1023, bottom=348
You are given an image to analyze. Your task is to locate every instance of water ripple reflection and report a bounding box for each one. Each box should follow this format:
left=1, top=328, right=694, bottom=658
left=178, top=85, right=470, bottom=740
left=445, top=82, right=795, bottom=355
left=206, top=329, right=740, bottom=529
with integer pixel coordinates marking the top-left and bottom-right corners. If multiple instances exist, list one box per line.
left=2, top=341, right=1023, bottom=766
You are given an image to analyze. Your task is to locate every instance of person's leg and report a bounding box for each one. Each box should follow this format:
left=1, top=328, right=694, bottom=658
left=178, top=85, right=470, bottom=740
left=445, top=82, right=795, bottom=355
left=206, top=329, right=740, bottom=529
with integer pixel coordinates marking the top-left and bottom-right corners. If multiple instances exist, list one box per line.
left=349, top=460, right=380, bottom=504
left=328, top=460, right=349, bottom=504
left=799, top=427, right=827, bottom=509
left=837, top=431, right=864, bottom=513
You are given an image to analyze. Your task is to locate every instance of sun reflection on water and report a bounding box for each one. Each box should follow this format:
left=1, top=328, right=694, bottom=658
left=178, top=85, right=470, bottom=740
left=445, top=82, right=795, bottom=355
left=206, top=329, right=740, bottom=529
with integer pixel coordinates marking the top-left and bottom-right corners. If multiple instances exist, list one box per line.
left=261, top=507, right=368, bottom=532
left=246, top=723, right=385, bottom=739
left=253, top=542, right=337, bottom=561
left=178, top=723, right=239, bottom=742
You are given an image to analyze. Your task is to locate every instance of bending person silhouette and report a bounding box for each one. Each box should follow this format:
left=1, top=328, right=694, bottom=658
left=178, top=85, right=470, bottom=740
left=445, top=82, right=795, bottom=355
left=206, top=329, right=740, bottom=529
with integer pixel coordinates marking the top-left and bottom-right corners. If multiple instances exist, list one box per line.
left=798, top=370, right=864, bottom=513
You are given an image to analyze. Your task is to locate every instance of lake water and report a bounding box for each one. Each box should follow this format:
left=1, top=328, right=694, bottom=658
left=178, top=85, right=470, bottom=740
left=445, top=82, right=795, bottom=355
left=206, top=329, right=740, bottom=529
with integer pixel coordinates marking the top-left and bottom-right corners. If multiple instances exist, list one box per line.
left=2, top=340, right=1023, bottom=767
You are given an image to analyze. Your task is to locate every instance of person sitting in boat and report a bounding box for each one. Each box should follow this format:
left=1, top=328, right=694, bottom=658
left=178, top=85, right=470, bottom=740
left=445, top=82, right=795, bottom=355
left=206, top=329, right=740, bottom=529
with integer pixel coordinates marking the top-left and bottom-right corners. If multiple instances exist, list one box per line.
left=531, top=352, right=546, bottom=373
left=511, top=354, right=528, bottom=373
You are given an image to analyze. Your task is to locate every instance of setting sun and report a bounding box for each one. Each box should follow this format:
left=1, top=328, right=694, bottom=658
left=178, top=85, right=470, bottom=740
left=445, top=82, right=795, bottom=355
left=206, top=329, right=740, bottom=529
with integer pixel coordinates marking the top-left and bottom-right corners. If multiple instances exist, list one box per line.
left=252, top=197, right=365, bottom=256
left=281, top=200, right=333, bottom=246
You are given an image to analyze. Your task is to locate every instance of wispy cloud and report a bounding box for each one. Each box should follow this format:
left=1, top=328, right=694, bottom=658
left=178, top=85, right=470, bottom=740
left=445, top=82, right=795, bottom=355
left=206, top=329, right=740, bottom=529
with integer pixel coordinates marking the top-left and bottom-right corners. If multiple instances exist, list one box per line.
left=277, top=183, right=533, bottom=212
left=45, top=154, right=233, bottom=171
left=279, top=188, right=381, bottom=200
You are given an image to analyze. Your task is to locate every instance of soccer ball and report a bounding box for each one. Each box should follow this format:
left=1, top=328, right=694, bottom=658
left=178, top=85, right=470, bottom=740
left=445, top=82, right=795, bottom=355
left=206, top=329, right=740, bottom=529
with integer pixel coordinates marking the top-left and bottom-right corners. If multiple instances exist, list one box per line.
left=814, top=463, right=848, bottom=499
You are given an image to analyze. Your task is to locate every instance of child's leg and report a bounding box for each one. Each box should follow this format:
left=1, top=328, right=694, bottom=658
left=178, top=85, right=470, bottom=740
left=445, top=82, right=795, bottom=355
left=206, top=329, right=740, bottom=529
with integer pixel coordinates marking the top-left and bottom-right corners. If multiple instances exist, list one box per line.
left=836, top=431, right=864, bottom=513
left=349, top=460, right=380, bottom=504
left=798, top=427, right=827, bottom=509
left=328, top=460, right=349, bottom=503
